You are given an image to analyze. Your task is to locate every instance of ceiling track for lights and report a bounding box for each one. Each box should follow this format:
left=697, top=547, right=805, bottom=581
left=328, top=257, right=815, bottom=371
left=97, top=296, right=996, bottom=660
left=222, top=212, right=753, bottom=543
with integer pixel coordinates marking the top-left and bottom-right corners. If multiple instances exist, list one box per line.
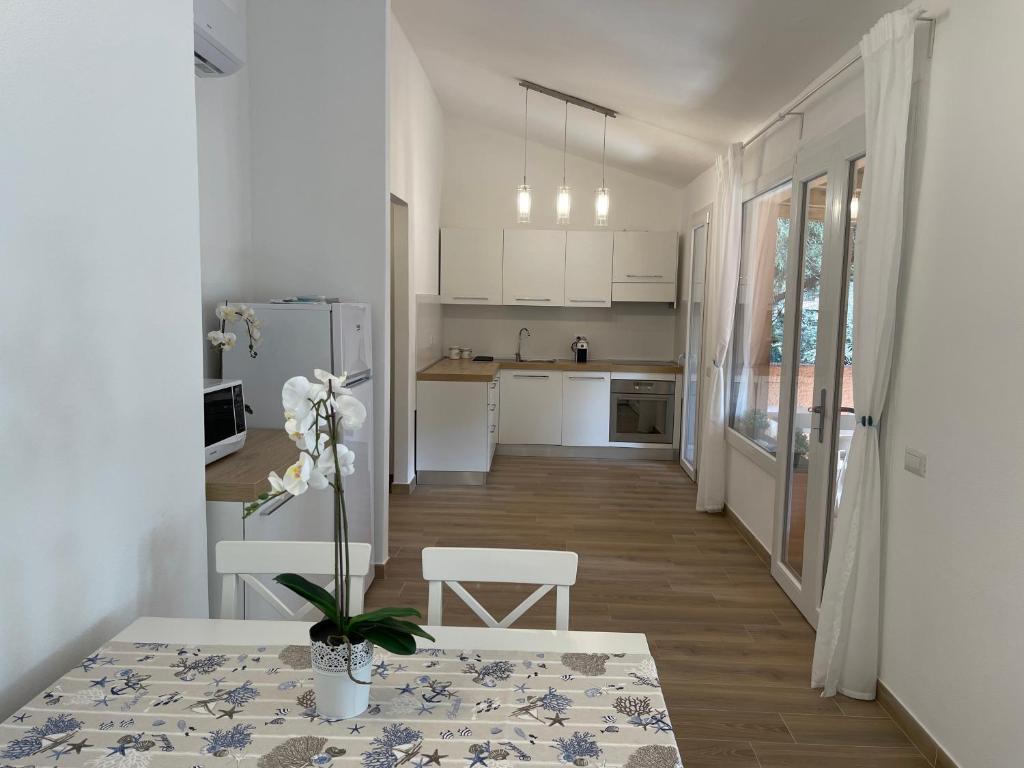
left=518, top=80, right=617, bottom=118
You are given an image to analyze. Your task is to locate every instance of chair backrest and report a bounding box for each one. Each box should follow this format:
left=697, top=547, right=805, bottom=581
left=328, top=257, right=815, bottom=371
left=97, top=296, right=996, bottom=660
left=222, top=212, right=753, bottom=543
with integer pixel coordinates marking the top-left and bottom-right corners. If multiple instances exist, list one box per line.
left=422, top=547, right=578, bottom=630
left=215, top=541, right=371, bottom=620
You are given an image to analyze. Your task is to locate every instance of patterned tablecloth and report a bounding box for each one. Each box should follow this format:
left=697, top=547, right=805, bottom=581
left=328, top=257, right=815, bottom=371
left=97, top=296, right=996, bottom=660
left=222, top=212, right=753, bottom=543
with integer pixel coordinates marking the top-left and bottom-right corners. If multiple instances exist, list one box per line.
left=0, top=641, right=681, bottom=768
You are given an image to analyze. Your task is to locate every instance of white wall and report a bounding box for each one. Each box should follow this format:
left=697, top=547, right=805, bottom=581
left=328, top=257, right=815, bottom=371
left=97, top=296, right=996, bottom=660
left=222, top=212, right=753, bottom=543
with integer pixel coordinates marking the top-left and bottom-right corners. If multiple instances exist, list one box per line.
left=879, top=2, right=1024, bottom=765
left=0, top=0, right=207, bottom=718
left=195, top=0, right=253, bottom=378
left=389, top=14, right=444, bottom=486
left=442, top=116, right=684, bottom=361
left=246, top=0, right=390, bottom=562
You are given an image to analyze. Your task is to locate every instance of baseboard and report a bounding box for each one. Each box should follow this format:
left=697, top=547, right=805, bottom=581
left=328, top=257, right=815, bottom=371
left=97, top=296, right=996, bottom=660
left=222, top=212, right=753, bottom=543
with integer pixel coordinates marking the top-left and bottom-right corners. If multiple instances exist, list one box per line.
left=877, top=682, right=960, bottom=768
left=723, top=503, right=770, bottom=566
left=390, top=478, right=416, bottom=495
left=496, top=444, right=676, bottom=460
left=416, top=470, right=487, bottom=486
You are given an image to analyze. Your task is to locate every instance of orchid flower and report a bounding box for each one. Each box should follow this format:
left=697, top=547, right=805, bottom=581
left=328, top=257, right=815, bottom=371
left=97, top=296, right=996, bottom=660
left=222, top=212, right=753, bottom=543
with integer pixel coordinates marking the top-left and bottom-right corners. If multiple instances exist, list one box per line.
left=281, top=453, right=314, bottom=495
left=282, top=376, right=315, bottom=421
left=215, top=304, right=241, bottom=321
left=335, top=392, right=367, bottom=432
left=318, top=442, right=356, bottom=478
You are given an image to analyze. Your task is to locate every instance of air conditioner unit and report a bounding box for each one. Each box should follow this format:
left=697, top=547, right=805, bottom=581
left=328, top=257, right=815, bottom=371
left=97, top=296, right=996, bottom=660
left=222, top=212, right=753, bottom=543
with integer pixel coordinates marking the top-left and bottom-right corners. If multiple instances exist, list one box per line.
left=194, top=0, right=246, bottom=77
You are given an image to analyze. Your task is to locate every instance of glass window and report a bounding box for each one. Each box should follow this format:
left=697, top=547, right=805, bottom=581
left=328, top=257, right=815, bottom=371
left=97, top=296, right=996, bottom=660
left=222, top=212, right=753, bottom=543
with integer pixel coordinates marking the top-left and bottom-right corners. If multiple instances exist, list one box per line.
left=728, top=183, right=792, bottom=455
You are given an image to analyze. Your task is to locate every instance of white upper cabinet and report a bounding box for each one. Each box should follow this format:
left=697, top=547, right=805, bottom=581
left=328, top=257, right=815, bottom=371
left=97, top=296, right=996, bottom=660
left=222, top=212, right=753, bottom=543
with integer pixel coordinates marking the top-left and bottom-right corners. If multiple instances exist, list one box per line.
left=502, top=229, right=566, bottom=306
left=441, top=228, right=503, bottom=305
left=564, top=231, right=613, bottom=307
left=612, top=231, right=678, bottom=284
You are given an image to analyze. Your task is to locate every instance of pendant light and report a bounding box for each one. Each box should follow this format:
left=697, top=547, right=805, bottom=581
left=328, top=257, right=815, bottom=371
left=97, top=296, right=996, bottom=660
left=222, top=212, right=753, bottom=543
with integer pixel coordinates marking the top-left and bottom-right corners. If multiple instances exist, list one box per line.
left=556, top=101, right=571, bottom=224
left=595, top=114, right=610, bottom=226
left=516, top=88, right=532, bottom=223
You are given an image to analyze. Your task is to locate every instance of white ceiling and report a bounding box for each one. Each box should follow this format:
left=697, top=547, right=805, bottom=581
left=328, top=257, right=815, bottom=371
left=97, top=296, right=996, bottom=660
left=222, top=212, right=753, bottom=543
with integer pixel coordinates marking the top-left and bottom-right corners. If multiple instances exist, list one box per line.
left=392, top=0, right=908, bottom=187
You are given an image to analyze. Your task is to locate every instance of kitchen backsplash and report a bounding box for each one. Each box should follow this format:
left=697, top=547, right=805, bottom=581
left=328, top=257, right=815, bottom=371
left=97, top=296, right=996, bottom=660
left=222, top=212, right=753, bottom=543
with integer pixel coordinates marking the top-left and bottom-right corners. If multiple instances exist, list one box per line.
left=442, top=303, right=678, bottom=361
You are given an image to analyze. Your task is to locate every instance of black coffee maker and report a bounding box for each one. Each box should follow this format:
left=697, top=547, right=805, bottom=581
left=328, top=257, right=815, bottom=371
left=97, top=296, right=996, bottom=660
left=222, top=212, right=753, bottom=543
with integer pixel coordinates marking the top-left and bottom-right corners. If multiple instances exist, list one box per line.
left=571, top=335, right=589, bottom=363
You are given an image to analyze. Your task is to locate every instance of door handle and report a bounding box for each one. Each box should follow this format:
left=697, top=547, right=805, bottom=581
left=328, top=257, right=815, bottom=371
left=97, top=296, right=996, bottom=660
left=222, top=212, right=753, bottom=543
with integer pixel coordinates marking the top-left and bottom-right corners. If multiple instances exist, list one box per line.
left=626, top=274, right=664, bottom=279
left=513, top=374, right=550, bottom=379
left=452, top=296, right=488, bottom=301
left=807, top=387, right=827, bottom=443
left=514, top=297, right=552, bottom=302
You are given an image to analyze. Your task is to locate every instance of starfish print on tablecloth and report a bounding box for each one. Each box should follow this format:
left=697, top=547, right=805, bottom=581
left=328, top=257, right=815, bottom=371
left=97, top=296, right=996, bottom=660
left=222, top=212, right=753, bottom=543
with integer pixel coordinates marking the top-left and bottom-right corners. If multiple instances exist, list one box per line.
left=12, top=713, right=29, bottom=723
left=90, top=677, right=110, bottom=688
left=423, top=748, right=447, bottom=765
left=546, top=712, right=568, bottom=727
left=348, top=724, right=364, bottom=734
left=216, top=705, right=239, bottom=719
left=66, top=739, right=92, bottom=754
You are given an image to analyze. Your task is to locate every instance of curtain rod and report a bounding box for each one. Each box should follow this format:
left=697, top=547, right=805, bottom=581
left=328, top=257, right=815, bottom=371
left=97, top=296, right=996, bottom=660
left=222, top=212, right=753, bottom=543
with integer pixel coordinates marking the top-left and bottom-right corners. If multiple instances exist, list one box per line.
left=518, top=80, right=618, bottom=118
left=742, top=13, right=936, bottom=149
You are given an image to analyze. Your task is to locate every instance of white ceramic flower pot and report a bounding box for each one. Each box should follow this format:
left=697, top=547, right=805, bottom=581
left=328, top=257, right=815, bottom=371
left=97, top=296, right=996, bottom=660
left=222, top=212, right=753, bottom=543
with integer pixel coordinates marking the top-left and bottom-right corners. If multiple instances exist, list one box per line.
left=310, top=636, right=374, bottom=720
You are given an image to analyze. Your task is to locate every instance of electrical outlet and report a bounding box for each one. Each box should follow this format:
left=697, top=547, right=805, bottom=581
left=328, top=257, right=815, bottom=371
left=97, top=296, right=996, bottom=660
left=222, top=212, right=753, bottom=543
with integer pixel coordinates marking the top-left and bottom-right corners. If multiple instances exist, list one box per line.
left=904, top=447, right=927, bottom=478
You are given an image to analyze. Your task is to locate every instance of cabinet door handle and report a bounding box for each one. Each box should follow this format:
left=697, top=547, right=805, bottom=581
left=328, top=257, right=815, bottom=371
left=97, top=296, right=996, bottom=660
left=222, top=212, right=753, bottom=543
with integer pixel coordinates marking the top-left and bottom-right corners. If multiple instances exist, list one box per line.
left=626, top=274, right=664, bottom=279
left=569, top=376, right=606, bottom=380
left=569, top=298, right=607, bottom=303
left=514, top=297, right=552, bottom=302
left=489, top=424, right=496, bottom=433
left=258, top=493, right=292, bottom=517
left=489, top=403, right=496, bottom=411
left=452, top=296, right=488, bottom=301
left=513, top=374, right=550, bottom=379
left=489, top=382, right=497, bottom=389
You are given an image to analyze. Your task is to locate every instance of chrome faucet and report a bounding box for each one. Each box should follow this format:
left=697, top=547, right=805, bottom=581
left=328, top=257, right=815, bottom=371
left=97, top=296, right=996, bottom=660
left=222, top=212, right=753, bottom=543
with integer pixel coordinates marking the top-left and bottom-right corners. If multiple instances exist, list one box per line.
left=516, top=327, right=531, bottom=362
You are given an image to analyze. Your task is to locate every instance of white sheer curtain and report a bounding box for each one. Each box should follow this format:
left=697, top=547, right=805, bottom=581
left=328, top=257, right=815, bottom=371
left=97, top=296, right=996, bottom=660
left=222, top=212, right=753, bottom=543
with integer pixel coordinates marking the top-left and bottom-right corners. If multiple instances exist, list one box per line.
left=695, top=143, right=742, bottom=512
left=812, top=7, right=917, bottom=699
left=733, top=193, right=782, bottom=432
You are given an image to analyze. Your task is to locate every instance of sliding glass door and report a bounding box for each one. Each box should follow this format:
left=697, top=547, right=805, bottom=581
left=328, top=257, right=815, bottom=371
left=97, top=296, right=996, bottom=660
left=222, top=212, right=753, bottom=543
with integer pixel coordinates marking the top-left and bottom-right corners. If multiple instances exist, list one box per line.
left=770, top=123, right=866, bottom=625
left=680, top=207, right=710, bottom=479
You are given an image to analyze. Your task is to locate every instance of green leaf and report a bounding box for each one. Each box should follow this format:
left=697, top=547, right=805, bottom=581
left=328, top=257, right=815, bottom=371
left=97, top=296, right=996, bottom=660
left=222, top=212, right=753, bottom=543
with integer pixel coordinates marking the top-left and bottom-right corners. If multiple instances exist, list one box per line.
left=348, top=606, right=422, bottom=626
left=273, top=573, right=340, bottom=626
left=365, top=617, right=435, bottom=642
left=359, top=625, right=418, bottom=655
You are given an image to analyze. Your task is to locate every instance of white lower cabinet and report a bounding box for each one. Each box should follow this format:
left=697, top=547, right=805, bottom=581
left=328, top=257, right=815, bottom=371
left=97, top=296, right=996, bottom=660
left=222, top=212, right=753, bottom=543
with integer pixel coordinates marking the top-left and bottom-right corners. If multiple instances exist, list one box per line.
left=417, top=379, right=497, bottom=477
left=206, top=490, right=336, bottom=620
left=498, top=370, right=563, bottom=445
left=561, top=372, right=611, bottom=446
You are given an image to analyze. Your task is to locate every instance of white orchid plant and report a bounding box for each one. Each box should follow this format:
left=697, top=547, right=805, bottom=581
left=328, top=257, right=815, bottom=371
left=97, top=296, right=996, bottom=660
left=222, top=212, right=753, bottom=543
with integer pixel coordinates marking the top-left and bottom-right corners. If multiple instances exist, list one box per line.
left=208, top=302, right=261, bottom=359
left=244, top=369, right=432, bottom=667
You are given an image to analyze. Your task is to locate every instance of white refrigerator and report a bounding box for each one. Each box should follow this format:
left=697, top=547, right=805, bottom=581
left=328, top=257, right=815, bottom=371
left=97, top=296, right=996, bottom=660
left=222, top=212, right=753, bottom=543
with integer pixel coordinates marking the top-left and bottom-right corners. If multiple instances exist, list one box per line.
left=214, top=302, right=374, bottom=619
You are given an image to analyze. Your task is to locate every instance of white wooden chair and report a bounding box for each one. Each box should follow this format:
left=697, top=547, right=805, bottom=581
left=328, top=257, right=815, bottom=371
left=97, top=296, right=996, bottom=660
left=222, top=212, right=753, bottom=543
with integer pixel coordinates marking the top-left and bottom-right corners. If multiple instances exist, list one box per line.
left=215, top=541, right=371, bottom=620
left=422, top=547, right=578, bottom=630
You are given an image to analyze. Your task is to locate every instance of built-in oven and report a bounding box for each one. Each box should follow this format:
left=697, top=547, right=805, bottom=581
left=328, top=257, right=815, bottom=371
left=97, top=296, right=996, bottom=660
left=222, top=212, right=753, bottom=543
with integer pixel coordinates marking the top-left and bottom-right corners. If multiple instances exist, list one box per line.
left=610, top=378, right=675, bottom=444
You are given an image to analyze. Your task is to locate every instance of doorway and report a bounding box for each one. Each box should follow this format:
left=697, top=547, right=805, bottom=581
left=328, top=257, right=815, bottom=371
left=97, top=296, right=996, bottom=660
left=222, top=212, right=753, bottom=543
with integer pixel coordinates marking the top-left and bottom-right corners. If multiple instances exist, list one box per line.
left=389, top=196, right=411, bottom=493
left=770, top=122, right=865, bottom=625
left=681, top=205, right=711, bottom=480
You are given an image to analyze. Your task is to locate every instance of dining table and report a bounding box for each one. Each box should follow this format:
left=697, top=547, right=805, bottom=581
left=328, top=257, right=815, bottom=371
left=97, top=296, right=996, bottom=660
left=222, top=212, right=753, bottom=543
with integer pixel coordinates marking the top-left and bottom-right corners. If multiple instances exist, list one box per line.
left=0, top=617, right=681, bottom=768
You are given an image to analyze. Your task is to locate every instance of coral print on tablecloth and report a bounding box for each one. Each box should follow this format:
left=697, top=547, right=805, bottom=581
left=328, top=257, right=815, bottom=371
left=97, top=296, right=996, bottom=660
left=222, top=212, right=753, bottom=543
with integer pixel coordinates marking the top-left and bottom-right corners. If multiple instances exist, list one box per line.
left=0, top=641, right=682, bottom=768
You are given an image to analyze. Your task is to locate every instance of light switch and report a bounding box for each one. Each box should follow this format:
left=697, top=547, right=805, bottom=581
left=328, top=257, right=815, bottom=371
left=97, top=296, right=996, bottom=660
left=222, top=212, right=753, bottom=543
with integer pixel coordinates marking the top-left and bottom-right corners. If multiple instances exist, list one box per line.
left=904, top=447, right=927, bottom=478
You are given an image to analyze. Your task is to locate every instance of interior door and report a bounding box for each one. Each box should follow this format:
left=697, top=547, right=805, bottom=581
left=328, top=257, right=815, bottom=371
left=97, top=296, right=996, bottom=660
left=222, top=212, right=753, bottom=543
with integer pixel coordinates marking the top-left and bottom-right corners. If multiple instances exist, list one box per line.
left=771, top=124, right=865, bottom=625
left=681, top=207, right=710, bottom=479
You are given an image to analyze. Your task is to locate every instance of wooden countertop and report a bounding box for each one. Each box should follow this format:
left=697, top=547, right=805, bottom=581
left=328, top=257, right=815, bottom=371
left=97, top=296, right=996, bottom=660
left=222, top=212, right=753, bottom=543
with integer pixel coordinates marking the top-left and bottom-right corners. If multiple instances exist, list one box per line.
left=205, top=429, right=297, bottom=503
left=417, top=357, right=682, bottom=382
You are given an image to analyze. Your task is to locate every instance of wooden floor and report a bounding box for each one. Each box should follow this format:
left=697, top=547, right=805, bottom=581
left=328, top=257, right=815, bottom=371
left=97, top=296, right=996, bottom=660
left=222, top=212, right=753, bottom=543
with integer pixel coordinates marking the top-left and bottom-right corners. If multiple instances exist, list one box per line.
left=366, top=456, right=929, bottom=768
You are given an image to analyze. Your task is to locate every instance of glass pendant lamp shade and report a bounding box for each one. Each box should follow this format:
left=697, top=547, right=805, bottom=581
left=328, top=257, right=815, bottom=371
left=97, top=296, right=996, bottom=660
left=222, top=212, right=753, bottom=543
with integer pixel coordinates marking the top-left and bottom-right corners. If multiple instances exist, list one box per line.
left=595, top=115, right=610, bottom=226
left=556, top=185, right=572, bottom=223
left=849, top=194, right=860, bottom=220
left=516, top=88, right=531, bottom=223
left=595, top=186, right=610, bottom=226
left=517, top=184, right=532, bottom=223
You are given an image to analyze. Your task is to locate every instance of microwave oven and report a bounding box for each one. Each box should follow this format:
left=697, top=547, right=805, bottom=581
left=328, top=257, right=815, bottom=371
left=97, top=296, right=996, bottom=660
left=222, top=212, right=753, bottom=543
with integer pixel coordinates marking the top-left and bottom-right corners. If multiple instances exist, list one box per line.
left=204, top=378, right=247, bottom=464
